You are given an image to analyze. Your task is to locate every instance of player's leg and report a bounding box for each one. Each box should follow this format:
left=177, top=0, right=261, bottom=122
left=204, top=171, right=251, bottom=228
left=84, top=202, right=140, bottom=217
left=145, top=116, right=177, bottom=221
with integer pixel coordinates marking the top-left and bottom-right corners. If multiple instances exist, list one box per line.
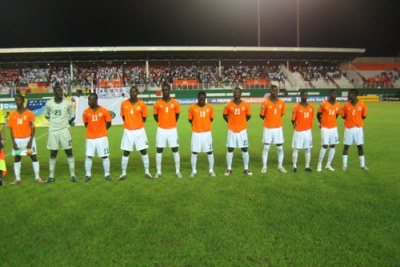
left=168, top=128, right=181, bottom=178
left=326, top=144, right=336, bottom=171
left=98, top=137, right=111, bottom=180
left=140, top=149, right=152, bottom=178
left=276, top=128, right=286, bottom=173
left=61, top=129, right=76, bottom=182
left=207, top=151, right=215, bottom=177
left=342, top=128, right=352, bottom=171
left=120, top=129, right=132, bottom=180
left=304, top=131, right=312, bottom=172
left=84, top=139, right=95, bottom=181
left=155, top=127, right=166, bottom=178
left=29, top=138, right=43, bottom=183
left=12, top=155, right=22, bottom=185
left=357, top=145, right=368, bottom=170
left=190, top=152, right=198, bottom=177
left=225, top=130, right=235, bottom=175
left=261, top=127, right=271, bottom=172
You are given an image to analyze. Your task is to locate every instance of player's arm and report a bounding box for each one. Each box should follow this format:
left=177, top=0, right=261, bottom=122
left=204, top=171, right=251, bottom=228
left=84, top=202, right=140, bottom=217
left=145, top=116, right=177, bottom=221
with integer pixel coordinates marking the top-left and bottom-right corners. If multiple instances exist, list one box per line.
left=27, top=126, right=35, bottom=149
left=259, top=104, right=265, bottom=120
left=9, top=127, right=18, bottom=150
left=246, top=115, right=251, bottom=121
left=106, top=121, right=112, bottom=129
left=67, top=104, right=75, bottom=126
left=317, top=112, right=322, bottom=123
left=142, top=117, right=147, bottom=123
left=45, top=103, right=51, bottom=120
left=0, top=123, right=5, bottom=147
left=223, top=114, right=228, bottom=123
left=121, top=116, right=125, bottom=122
left=175, top=113, right=180, bottom=122
left=153, top=114, right=158, bottom=123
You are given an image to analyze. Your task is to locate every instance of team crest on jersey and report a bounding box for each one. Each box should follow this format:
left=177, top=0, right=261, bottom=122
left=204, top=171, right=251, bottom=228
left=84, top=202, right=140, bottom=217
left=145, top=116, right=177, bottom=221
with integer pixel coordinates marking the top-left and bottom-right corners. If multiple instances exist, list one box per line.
left=171, top=104, right=175, bottom=108
left=206, top=108, right=210, bottom=113
left=24, top=116, right=28, bottom=120
left=136, top=106, right=141, bottom=110
left=99, top=113, right=103, bottom=117
left=241, top=107, right=245, bottom=110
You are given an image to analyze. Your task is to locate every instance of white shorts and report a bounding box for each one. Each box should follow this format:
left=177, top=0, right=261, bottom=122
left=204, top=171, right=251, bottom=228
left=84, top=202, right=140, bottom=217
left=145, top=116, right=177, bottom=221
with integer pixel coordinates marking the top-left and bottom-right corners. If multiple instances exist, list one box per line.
left=11, top=137, right=37, bottom=156
left=86, top=137, right=110, bottom=157
left=262, top=127, right=284, bottom=144
left=344, top=127, right=364, bottom=146
left=292, top=129, right=313, bottom=149
left=47, top=128, right=72, bottom=150
left=121, top=128, right=149, bottom=152
left=321, top=127, right=339, bottom=145
left=226, top=129, right=249, bottom=148
left=191, top=131, right=213, bottom=153
left=156, top=127, right=179, bottom=148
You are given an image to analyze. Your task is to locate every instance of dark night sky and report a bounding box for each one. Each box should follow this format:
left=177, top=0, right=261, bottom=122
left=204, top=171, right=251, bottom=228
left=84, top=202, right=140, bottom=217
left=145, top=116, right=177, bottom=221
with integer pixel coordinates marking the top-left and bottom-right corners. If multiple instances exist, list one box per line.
left=0, top=0, right=399, bottom=57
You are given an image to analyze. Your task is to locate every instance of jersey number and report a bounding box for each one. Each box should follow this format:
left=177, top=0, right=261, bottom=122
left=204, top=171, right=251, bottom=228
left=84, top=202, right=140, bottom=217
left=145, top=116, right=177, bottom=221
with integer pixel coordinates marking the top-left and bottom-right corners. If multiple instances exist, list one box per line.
left=55, top=110, right=61, bottom=116
left=303, top=112, right=310, bottom=118
left=17, top=118, right=23, bottom=125
left=199, top=111, right=206, bottom=118
left=91, top=115, right=98, bottom=121
left=234, top=108, right=241, bottom=115
left=329, top=109, right=335, bottom=115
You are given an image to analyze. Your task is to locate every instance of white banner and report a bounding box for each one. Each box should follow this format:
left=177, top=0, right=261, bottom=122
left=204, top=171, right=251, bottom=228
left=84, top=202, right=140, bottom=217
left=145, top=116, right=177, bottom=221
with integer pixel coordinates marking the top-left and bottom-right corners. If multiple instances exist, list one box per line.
left=75, top=96, right=125, bottom=126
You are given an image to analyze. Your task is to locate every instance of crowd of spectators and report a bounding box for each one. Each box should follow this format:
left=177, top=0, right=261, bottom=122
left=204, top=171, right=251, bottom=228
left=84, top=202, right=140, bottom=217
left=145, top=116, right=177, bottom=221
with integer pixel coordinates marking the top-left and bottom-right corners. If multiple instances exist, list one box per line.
left=386, top=69, right=400, bottom=82
left=292, top=64, right=341, bottom=81
left=1, top=63, right=286, bottom=89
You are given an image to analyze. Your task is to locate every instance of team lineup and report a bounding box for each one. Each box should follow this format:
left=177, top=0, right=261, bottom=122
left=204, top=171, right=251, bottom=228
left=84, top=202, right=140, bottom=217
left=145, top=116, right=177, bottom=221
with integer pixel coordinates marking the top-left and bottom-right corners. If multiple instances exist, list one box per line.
left=0, top=83, right=368, bottom=185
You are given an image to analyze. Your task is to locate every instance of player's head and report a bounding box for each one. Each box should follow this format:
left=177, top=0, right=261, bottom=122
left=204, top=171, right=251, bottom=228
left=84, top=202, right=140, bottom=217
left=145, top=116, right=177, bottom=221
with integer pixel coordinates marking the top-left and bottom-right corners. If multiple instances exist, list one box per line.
left=348, top=89, right=358, bottom=102
left=197, top=91, right=206, bottom=106
left=53, top=84, right=64, bottom=99
left=161, top=82, right=171, bottom=98
left=233, top=87, right=242, bottom=100
left=15, top=94, right=25, bottom=109
left=300, top=90, right=308, bottom=102
left=130, top=86, right=138, bottom=99
left=88, top=93, right=98, bottom=108
left=328, top=89, right=337, bottom=100
left=270, top=85, right=278, bottom=98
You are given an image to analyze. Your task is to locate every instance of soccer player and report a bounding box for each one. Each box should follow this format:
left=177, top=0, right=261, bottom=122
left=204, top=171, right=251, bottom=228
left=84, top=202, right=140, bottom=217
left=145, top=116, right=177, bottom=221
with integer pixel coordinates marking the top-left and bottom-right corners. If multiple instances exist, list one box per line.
left=8, top=95, right=43, bottom=185
left=0, top=109, right=6, bottom=186
left=188, top=91, right=216, bottom=177
left=223, top=87, right=252, bottom=176
left=153, top=83, right=181, bottom=178
left=82, top=93, right=112, bottom=181
left=341, top=89, right=368, bottom=171
left=291, top=91, right=315, bottom=172
left=316, top=89, right=341, bottom=172
left=259, top=85, right=287, bottom=173
left=119, top=86, right=152, bottom=180
left=45, top=84, right=77, bottom=183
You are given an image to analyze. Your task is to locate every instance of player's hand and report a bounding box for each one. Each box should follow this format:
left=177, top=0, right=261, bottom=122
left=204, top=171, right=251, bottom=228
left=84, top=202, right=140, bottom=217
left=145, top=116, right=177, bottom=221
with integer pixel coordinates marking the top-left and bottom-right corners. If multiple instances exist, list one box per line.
left=319, top=124, right=321, bottom=129
left=1, top=139, right=5, bottom=147
left=69, top=121, right=75, bottom=126
left=13, top=142, right=18, bottom=150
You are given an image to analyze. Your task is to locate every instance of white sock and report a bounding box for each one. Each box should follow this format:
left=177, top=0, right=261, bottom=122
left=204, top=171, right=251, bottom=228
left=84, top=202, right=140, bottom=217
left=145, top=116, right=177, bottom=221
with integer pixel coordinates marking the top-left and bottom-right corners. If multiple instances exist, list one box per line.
left=226, top=151, right=233, bottom=170
left=292, top=149, right=298, bottom=168
left=262, top=144, right=270, bottom=168
left=242, top=151, right=249, bottom=170
left=277, top=145, right=284, bottom=168
left=208, top=153, right=214, bottom=172
left=142, top=154, right=150, bottom=173
left=103, top=157, right=110, bottom=176
left=156, top=152, right=162, bottom=173
left=173, top=151, right=180, bottom=173
left=49, top=158, right=56, bottom=178
left=121, top=156, right=129, bottom=175
left=359, top=155, right=365, bottom=168
left=343, top=155, right=348, bottom=169
left=14, top=161, right=21, bottom=180
left=85, top=157, right=92, bottom=176
left=67, top=156, right=75, bottom=177
left=305, top=148, right=311, bottom=168
left=318, top=147, right=327, bottom=166
left=327, top=148, right=335, bottom=166
left=32, top=161, right=40, bottom=179
left=191, top=153, right=198, bottom=173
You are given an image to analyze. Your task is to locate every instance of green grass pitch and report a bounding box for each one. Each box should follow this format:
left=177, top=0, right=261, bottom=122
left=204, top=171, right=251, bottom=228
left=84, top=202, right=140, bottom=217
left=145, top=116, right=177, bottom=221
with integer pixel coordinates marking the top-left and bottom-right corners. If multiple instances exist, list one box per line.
left=0, top=101, right=399, bottom=266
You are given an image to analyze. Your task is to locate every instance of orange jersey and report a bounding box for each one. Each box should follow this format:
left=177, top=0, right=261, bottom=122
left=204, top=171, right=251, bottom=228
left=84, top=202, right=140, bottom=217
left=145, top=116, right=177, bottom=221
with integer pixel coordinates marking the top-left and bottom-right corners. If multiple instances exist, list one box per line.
left=260, top=98, right=285, bottom=128
left=153, top=98, right=180, bottom=129
left=292, top=103, right=315, bottom=131
left=223, top=100, right=251, bottom=133
left=318, top=100, right=341, bottom=128
left=341, top=101, right=367, bottom=128
left=120, top=99, right=148, bottom=130
left=82, top=106, right=111, bottom=139
left=188, top=103, right=214, bottom=132
left=8, top=109, right=35, bottom=138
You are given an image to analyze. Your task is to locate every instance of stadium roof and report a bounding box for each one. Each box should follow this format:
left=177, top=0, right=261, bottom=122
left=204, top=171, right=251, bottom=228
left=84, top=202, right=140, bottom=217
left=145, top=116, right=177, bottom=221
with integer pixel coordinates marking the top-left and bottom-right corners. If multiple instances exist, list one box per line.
left=0, top=46, right=365, bottom=64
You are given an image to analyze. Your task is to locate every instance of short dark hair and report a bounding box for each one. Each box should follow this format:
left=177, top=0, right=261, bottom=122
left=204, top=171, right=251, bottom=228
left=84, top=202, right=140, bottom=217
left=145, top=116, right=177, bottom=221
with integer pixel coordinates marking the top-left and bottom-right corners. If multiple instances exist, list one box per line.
left=88, top=93, right=98, bottom=100
left=270, top=85, right=278, bottom=90
left=15, top=94, right=25, bottom=101
left=328, top=89, right=336, bottom=94
left=349, top=89, right=358, bottom=96
left=162, top=82, right=170, bottom=90
left=198, top=91, right=206, bottom=98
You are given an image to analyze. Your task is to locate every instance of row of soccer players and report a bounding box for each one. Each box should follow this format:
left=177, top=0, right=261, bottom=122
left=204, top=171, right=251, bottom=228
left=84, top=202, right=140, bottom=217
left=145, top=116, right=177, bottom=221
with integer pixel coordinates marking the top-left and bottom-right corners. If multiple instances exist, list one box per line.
left=0, top=84, right=368, bottom=185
